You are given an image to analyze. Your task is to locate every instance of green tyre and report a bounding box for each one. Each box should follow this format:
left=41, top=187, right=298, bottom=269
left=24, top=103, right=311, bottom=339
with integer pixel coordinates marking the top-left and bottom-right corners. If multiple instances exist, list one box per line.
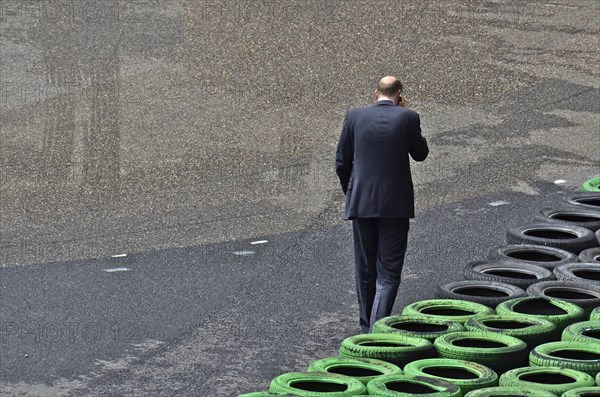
left=403, top=358, right=498, bottom=393
left=433, top=331, right=528, bottom=374
left=529, top=341, right=600, bottom=376
left=495, top=296, right=586, bottom=330
left=562, top=320, right=600, bottom=344
left=269, top=372, right=366, bottom=396
left=597, top=371, right=600, bottom=386
left=499, top=366, right=596, bottom=395
left=307, top=357, right=402, bottom=386
left=465, top=314, right=558, bottom=348
left=590, top=306, right=600, bottom=321
left=464, top=387, right=558, bottom=396
left=562, top=387, right=600, bottom=397
left=581, top=176, right=600, bottom=192
left=366, top=374, right=461, bottom=397
left=372, top=315, right=464, bottom=341
left=401, top=299, right=494, bottom=324
left=339, top=333, right=435, bottom=368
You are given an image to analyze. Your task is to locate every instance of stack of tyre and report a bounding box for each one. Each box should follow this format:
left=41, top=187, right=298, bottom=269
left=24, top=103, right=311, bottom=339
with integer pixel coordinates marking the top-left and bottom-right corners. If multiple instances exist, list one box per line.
left=239, top=191, right=600, bottom=397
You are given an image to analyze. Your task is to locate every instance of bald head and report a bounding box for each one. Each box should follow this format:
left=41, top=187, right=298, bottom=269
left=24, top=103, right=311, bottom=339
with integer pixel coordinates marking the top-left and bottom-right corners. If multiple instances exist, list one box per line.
left=376, top=76, right=403, bottom=97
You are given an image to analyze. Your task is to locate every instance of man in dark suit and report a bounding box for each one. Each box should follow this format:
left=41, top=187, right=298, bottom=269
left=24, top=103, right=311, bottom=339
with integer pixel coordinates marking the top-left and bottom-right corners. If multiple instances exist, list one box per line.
left=336, top=76, right=429, bottom=333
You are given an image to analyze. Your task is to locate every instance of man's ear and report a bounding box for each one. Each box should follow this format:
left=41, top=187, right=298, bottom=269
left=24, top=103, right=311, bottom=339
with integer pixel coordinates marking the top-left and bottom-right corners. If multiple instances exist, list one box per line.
left=374, top=89, right=380, bottom=100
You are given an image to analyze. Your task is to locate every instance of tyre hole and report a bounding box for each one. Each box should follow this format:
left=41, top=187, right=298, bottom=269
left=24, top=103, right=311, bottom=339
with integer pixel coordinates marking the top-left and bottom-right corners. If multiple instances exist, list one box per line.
left=482, top=320, right=532, bottom=330
left=523, top=229, right=579, bottom=240
left=572, top=270, right=600, bottom=281
left=582, top=329, right=600, bottom=340
left=422, top=366, right=479, bottom=380
left=506, top=251, right=562, bottom=262
left=542, top=289, right=597, bottom=300
left=420, top=307, right=476, bottom=317
left=482, top=269, right=537, bottom=280
left=384, top=381, right=438, bottom=393
left=328, top=366, right=383, bottom=377
left=550, top=213, right=600, bottom=223
left=520, top=372, right=576, bottom=384
left=453, top=287, right=509, bottom=298
left=391, top=322, right=448, bottom=333
left=288, top=381, right=347, bottom=392
left=575, top=198, right=600, bottom=207
left=451, top=339, right=507, bottom=349
left=513, top=299, right=567, bottom=315
left=550, top=349, right=600, bottom=360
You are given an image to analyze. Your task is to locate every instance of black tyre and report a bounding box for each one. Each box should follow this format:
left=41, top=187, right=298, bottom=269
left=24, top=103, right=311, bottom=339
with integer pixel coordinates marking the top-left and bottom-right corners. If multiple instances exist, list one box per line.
left=554, top=263, right=600, bottom=285
left=433, top=331, right=529, bottom=374
left=372, top=315, right=464, bottom=341
left=562, top=320, right=600, bottom=344
left=506, top=223, right=598, bottom=254
left=366, top=375, right=461, bottom=397
left=403, top=358, right=498, bottom=394
left=530, top=341, right=600, bottom=376
left=526, top=281, right=600, bottom=314
left=495, top=296, right=586, bottom=330
left=307, top=357, right=401, bottom=386
left=562, top=387, right=600, bottom=397
left=563, top=192, right=600, bottom=211
left=465, top=314, right=558, bottom=348
left=269, top=372, right=366, bottom=396
left=401, top=299, right=494, bottom=324
left=339, top=333, right=435, bottom=368
left=591, top=307, right=600, bottom=321
left=436, top=280, right=526, bottom=307
left=597, top=229, right=600, bottom=244
left=463, top=260, right=554, bottom=289
left=490, top=244, right=579, bottom=270
left=535, top=207, right=600, bottom=232
left=580, top=247, right=600, bottom=263
left=499, top=366, right=596, bottom=395
left=464, top=387, right=559, bottom=397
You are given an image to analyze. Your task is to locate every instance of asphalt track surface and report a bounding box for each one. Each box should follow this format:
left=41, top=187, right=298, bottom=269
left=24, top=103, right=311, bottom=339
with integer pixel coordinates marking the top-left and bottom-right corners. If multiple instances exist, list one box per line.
left=2, top=181, right=595, bottom=396
left=1, top=1, right=599, bottom=396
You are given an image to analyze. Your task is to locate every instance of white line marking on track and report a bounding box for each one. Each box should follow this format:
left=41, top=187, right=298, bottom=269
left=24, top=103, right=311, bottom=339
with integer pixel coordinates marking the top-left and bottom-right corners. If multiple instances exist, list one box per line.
left=111, top=254, right=128, bottom=258
left=489, top=200, right=510, bottom=206
left=554, top=179, right=566, bottom=184
left=104, top=267, right=131, bottom=273
left=233, top=250, right=255, bottom=256
left=250, top=240, right=268, bottom=245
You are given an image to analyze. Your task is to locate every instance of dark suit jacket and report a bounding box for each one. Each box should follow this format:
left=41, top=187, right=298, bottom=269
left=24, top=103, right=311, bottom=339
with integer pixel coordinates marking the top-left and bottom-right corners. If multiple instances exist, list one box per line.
left=336, top=100, right=429, bottom=219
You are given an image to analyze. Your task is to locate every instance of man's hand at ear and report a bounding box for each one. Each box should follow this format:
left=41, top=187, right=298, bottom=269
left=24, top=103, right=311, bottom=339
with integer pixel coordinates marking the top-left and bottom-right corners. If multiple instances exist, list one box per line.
left=399, top=95, right=410, bottom=108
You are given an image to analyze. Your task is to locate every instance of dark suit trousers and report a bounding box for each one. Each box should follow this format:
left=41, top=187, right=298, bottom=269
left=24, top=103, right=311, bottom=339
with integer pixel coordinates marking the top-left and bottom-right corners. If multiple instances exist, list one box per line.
left=352, top=218, right=409, bottom=333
